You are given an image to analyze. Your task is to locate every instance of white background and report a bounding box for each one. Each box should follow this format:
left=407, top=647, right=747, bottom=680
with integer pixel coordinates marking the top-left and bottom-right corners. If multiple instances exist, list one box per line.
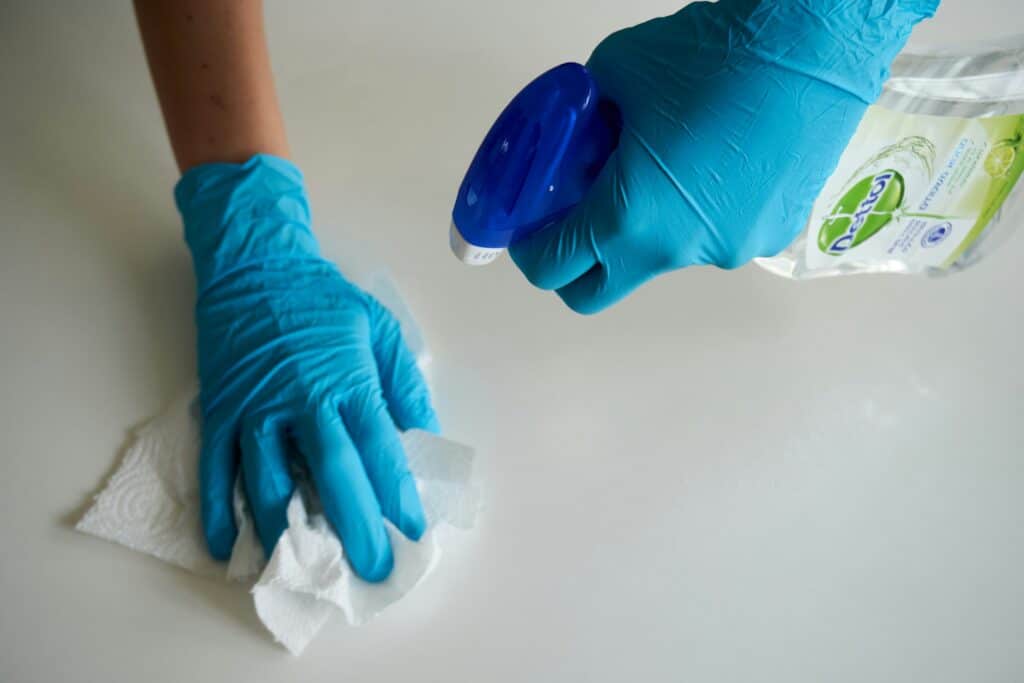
left=1, top=2, right=1022, bottom=681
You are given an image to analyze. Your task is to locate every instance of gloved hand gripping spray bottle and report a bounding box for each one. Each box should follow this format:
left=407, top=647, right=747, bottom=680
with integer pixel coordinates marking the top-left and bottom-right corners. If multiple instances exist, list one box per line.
left=452, top=47, right=1024, bottom=279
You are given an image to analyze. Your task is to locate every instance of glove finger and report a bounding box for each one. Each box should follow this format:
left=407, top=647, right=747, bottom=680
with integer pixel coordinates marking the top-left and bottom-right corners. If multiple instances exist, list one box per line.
left=345, top=386, right=427, bottom=542
left=509, top=153, right=625, bottom=291
left=295, top=406, right=393, bottom=583
left=553, top=262, right=620, bottom=315
left=369, top=301, right=440, bottom=433
left=199, top=426, right=239, bottom=561
left=240, top=418, right=295, bottom=558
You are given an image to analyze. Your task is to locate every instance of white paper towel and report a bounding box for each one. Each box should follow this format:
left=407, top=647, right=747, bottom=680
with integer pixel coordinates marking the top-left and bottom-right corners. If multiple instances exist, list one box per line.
left=77, top=392, right=479, bottom=654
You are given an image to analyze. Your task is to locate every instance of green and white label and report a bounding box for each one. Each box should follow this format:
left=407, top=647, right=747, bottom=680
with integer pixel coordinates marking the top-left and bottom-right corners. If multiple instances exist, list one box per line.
left=805, top=107, right=1024, bottom=270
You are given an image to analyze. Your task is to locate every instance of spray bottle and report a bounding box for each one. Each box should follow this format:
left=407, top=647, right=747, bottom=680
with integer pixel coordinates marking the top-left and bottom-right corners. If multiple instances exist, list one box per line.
left=451, top=40, right=1024, bottom=278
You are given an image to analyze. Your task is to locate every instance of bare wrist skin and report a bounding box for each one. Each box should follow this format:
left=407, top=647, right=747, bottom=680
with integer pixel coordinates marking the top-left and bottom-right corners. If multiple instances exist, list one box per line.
left=134, top=0, right=290, bottom=172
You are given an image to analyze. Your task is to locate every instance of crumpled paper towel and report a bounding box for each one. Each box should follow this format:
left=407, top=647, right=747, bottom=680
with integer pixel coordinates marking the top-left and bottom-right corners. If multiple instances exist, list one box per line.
left=76, top=271, right=480, bottom=655
left=76, top=392, right=479, bottom=654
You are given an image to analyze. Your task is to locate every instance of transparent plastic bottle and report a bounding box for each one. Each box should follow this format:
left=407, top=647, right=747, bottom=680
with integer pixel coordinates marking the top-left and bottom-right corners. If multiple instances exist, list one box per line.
left=757, top=35, right=1024, bottom=279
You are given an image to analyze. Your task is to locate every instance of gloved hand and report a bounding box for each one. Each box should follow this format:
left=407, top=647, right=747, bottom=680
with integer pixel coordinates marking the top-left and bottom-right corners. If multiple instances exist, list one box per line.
left=175, top=155, right=438, bottom=582
left=510, top=0, right=940, bottom=313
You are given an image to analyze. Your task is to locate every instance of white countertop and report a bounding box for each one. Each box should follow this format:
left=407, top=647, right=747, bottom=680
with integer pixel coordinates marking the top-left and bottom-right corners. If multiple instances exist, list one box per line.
left=2, top=1, right=1022, bottom=681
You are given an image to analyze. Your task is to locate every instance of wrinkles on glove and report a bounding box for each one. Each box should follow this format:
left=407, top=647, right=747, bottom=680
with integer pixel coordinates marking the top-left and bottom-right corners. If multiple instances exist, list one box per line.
left=715, top=0, right=940, bottom=103
left=175, top=155, right=321, bottom=293
left=510, top=0, right=938, bottom=314
left=176, top=155, right=438, bottom=582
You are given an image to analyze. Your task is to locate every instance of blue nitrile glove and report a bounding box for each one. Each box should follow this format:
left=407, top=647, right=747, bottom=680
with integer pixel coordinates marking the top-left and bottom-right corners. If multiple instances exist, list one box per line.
left=175, top=154, right=439, bottom=582
left=510, top=0, right=939, bottom=313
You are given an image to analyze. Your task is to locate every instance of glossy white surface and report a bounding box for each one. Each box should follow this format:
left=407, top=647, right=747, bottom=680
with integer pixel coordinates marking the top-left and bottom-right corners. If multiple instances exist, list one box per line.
left=1, top=2, right=1022, bottom=681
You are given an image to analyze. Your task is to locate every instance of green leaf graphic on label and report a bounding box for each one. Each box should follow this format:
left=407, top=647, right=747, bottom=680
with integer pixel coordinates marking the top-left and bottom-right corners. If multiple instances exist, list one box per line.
left=818, top=169, right=905, bottom=255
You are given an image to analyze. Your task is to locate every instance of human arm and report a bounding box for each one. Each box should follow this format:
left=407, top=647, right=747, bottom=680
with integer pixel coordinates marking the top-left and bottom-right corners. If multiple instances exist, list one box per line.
left=134, top=0, right=288, bottom=171
left=134, top=0, right=438, bottom=581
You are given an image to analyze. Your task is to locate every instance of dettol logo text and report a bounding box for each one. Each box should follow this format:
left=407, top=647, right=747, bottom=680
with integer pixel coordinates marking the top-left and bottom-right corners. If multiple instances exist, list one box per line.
left=818, top=169, right=905, bottom=255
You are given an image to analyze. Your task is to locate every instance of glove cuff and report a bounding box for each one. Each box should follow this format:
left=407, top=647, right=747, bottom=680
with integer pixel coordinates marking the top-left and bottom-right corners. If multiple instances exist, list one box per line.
left=175, top=154, right=321, bottom=292
left=715, top=0, right=940, bottom=103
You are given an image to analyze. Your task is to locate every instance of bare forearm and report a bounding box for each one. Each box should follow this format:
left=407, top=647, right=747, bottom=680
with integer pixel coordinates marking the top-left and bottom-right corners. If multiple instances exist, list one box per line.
left=134, top=0, right=289, bottom=172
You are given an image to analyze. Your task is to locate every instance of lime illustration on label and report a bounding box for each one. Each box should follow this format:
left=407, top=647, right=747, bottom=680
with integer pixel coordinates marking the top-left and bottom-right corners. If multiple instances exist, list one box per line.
left=984, top=139, right=1017, bottom=178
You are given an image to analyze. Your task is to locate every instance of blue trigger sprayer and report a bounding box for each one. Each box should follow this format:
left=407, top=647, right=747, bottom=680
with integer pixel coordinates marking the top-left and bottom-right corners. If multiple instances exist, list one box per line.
left=450, top=63, right=622, bottom=265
